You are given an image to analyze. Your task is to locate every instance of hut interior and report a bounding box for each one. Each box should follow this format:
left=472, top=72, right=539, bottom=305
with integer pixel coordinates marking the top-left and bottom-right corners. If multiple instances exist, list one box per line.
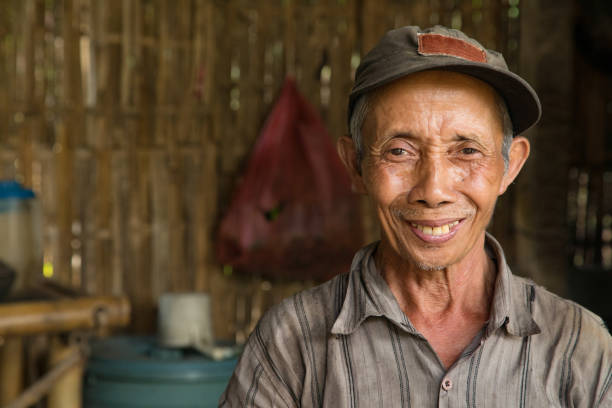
left=0, top=0, right=609, bottom=405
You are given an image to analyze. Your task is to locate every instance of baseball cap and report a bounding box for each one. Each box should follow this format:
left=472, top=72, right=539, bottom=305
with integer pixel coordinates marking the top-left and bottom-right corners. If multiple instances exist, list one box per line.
left=348, top=25, right=541, bottom=136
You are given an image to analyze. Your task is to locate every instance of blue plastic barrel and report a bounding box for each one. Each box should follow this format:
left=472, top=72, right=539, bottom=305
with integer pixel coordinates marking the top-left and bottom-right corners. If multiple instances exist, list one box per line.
left=84, top=336, right=237, bottom=408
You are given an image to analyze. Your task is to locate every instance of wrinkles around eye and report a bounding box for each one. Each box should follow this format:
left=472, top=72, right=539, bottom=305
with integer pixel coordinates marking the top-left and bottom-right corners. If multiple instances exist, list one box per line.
left=380, top=139, right=418, bottom=160
left=460, top=147, right=479, bottom=155
left=383, top=148, right=417, bottom=162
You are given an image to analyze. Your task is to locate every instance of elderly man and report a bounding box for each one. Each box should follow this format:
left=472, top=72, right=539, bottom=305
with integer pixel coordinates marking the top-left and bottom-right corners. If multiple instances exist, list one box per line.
left=220, top=26, right=612, bottom=407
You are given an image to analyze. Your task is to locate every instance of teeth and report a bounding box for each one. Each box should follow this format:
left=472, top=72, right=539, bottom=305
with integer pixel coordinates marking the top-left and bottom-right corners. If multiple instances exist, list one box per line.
left=410, top=220, right=459, bottom=236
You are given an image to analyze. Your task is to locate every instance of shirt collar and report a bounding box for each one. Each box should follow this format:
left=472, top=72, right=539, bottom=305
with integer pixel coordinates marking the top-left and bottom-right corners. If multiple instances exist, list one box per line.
left=485, top=233, right=541, bottom=337
left=331, top=242, right=416, bottom=335
left=330, top=233, right=540, bottom=338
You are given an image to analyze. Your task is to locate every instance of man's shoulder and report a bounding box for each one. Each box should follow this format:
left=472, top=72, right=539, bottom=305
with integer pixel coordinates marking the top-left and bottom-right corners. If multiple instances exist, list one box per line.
left=511, top=275, right=611, bottom=404
left=511, top=274, right=610, bottom=343
left=255, top=272, right=349, bottom=344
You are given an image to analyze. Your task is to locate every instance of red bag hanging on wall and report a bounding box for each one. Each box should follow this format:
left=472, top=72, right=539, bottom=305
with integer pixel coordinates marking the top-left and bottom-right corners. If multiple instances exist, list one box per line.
left=216, top=78, right=362, bottom=281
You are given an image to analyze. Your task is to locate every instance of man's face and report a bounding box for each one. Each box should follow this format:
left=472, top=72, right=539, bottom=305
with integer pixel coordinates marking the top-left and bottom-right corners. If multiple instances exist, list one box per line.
left=350, top=71, right=523, bottom=270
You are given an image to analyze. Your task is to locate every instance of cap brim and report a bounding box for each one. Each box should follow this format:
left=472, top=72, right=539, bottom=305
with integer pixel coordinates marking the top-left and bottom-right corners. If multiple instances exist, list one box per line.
left=349, top=59, right=541, bottom=136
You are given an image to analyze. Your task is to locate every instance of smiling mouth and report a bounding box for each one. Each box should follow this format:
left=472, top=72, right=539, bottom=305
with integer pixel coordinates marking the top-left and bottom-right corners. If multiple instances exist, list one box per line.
left=409, top=220, right=460, bottom=236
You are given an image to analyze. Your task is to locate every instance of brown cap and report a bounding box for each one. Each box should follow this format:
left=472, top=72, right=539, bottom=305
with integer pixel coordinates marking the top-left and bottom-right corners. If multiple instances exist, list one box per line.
left=349, top=25, right=541, bottom=136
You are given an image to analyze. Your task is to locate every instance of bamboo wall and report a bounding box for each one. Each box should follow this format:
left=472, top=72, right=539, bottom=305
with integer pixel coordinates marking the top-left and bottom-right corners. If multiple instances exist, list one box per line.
left=0, top=0, right=522, bottom=340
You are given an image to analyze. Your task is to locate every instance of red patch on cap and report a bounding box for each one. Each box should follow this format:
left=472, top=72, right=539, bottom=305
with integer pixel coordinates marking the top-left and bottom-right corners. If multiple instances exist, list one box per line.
left=418, top=33, right=486, bottom=63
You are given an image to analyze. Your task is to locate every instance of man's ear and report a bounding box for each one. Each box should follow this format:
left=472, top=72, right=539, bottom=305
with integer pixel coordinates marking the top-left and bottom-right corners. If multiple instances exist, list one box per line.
left=499, top=136, right=530, bottom=195
left=337, top=135, right=367, bottom=194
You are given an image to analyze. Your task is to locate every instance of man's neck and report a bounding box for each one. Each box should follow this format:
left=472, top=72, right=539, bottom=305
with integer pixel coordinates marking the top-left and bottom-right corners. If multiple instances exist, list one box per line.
left=375, top=235, right=496, bottom=318
left=375, top=235, right=497, bottom=369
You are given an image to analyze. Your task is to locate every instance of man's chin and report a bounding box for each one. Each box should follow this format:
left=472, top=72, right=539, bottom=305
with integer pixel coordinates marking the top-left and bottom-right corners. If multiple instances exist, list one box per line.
left=398, top=244, right=453, bottom=271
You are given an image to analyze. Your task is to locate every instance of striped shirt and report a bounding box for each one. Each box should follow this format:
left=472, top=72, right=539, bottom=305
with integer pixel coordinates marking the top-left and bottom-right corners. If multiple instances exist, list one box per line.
left=220, top=234, right=612, bottom=407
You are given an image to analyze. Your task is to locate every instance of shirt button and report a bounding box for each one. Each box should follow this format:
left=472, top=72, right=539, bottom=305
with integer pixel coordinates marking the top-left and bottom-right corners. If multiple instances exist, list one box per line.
left=441, top=377, right=453, bottom=391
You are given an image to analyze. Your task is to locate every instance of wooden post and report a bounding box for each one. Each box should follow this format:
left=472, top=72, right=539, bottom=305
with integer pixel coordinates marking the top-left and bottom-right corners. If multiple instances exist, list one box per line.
left=47, top=337, right=82, bottom=408
left=0, top=337, right=24, bottom=406
left=5, top=343, right=84, bottom=408
left=515, top=0, right=574, bottom=295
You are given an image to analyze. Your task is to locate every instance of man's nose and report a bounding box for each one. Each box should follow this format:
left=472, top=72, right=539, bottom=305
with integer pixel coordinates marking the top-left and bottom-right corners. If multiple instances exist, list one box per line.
left=406, top=156, right=456, bottom=208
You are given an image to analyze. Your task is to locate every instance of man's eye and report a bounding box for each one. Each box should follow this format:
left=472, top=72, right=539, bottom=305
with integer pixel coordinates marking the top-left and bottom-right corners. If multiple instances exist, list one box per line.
left=461, top=147, right=479, bottom=155
left=389, top=148, right=406, bottom=156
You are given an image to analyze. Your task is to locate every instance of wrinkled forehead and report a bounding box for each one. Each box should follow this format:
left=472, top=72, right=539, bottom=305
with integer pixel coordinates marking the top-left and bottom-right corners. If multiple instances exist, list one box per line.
left=362, top=70, right=505, bottom=140
left=370, top=70, right=500, bottom=108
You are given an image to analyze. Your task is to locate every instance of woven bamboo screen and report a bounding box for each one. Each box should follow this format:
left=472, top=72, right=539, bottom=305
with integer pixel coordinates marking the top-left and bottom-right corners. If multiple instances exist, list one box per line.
left=0, top=0, right=521, bottom=339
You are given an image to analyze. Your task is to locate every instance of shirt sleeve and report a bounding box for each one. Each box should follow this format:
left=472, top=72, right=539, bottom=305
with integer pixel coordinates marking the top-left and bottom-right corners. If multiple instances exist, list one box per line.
left=219, top=343, right=296, bottom=408
left=219, top=303, right=304, bottom=408
left=593, top=318, right=612, bottom=408
left=598, top=385, right=612, bottom=408
left=568, top=310, right=612, bottom=408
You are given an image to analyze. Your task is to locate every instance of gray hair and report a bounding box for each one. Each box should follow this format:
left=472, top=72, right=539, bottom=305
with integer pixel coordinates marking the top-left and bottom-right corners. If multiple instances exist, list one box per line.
left=349, top=92, right=514, bottom=171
